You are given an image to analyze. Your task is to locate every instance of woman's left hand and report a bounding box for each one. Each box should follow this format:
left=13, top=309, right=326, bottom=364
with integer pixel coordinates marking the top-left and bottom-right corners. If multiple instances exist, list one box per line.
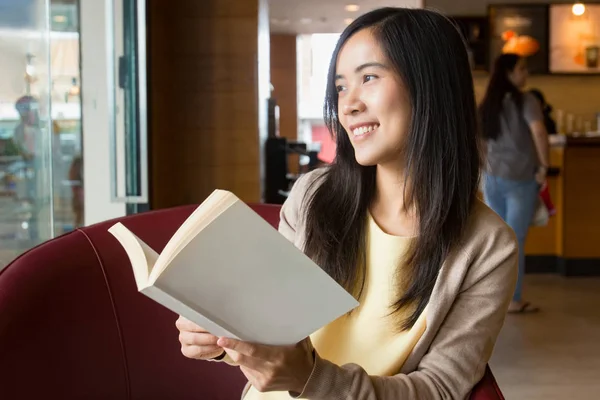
left=217, top=337, right=315, bottom=394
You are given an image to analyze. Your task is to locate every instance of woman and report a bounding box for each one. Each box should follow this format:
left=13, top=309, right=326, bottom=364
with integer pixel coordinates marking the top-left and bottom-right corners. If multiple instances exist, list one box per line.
left=479, top=54, right=550, bottom=314
left=177, top=8, right=518, bottom=399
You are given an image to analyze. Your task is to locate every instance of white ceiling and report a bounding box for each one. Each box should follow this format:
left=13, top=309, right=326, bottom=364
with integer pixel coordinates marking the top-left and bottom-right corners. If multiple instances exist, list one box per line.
left=269, top=0, right=422, bottom=34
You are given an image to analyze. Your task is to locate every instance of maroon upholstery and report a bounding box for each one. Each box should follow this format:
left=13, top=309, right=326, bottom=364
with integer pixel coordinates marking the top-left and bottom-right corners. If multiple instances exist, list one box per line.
left=470, top=365, right=505, bottom=400
left=0, top=203, right=503, bottom=399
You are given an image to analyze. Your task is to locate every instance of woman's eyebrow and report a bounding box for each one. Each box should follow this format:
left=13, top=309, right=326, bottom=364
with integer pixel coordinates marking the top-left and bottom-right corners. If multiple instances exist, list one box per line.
left=335, top=62, right=388, bottom=80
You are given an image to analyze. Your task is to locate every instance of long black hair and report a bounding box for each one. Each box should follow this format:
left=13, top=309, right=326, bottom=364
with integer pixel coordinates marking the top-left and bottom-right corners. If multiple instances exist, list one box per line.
left=479, top=53, right=522, bottom=140
left=303, top=8, right=481, bottom=330
left=529, top=88, right=557, bottom=134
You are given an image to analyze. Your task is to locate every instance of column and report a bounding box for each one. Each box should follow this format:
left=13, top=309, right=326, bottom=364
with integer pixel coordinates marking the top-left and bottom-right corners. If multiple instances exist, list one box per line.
left=148, top=0, right=270, bottom=208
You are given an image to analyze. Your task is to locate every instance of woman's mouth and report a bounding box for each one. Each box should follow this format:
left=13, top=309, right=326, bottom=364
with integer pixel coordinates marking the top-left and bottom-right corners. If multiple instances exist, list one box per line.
left=350, top=123, right=380, bottom=141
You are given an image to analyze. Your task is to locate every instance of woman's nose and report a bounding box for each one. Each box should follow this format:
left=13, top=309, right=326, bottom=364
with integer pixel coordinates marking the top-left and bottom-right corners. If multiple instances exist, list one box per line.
left=342, top=98, right=366, bottom=115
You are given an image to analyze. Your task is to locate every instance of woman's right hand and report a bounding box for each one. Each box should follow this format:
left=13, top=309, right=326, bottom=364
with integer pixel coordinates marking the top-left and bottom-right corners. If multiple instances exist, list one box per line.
left=535, top=166, right=547, bottom=186
left=176, top=316, right=224, bottom=360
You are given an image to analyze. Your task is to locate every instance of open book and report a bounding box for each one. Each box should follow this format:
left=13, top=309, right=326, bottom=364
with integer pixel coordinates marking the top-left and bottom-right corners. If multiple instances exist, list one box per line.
left=108, top=190, right=359, bottom=346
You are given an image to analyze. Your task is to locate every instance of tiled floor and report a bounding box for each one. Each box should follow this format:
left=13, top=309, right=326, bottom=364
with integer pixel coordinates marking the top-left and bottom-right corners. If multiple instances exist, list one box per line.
left=490, top=274, right=600, bottom=400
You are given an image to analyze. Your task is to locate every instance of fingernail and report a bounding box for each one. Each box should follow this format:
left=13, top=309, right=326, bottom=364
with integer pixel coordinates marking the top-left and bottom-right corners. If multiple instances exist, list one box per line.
left=217, top=338, right=227, bottom=347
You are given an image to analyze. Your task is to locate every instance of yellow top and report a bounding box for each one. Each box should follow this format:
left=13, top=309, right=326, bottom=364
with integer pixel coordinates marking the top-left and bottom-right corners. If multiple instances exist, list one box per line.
left=244, top=214, right=427, bottom=400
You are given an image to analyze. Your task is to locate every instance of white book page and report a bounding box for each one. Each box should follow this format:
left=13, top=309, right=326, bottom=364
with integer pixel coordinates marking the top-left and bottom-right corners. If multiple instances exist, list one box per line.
left=154, top=201, right=359, bottom=345
left=108, top=223, right=160, bottom=290
left=152, top=190, right=230, bottom=280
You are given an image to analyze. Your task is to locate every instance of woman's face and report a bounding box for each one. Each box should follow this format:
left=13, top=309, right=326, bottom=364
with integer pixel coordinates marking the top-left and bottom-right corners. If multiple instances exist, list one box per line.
left=508, top=57, right=528, bottom=89
left=335, top=28, right=412, bottom=167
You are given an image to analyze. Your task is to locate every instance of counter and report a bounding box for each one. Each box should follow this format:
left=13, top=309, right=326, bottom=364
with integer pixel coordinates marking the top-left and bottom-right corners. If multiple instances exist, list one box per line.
left=525, top=135, right=600, bottom=276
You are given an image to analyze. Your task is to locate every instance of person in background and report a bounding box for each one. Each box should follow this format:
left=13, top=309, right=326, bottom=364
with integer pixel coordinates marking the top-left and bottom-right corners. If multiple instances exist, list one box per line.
left=13, top=95, right=40, bottom=161
left=176, top=8, right=518, bottom=399
left=479, top=53, right=550, bottom=314
left=13, top=95, right=42, bottom=240
left=528, top=88, right=557, bottom=134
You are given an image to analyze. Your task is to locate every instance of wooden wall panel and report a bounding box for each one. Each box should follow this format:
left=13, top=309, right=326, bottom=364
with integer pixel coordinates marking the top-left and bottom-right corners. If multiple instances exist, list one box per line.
left=270, top=34, right=297, bottom=141
left=148, top=0, right=267, bottom=208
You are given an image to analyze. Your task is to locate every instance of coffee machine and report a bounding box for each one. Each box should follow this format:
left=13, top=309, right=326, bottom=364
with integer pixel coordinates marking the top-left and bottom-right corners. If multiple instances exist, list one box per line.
left=263, top=96, right=321, bottom=204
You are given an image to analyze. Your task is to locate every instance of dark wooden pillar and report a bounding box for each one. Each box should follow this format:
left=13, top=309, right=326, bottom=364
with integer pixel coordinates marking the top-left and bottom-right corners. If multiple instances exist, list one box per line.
left=148, top=0, right=270, bottom=208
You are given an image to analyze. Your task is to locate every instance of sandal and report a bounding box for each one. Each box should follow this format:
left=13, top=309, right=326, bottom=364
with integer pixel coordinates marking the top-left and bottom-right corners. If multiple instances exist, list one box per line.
left=508, top=302, right=540, bottom=314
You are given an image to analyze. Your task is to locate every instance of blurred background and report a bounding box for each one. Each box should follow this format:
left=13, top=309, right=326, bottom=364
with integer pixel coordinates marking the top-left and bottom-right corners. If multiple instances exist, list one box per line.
left=0, top=1, right=598, bottom=398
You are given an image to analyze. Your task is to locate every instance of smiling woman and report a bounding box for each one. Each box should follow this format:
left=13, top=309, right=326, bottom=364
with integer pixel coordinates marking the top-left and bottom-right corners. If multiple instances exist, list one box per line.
left=334, top=42, right=411, bottom=167
left=177, top=7, right=518, bottom=400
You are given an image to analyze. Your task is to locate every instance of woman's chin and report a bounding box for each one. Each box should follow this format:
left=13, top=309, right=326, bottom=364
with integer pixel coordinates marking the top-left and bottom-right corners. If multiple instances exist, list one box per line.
left=354, top=154, right=379, bottom=167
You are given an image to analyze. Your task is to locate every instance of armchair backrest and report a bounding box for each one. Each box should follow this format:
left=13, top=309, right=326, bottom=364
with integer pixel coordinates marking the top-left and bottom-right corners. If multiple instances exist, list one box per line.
left=0, top=203, right=503, bottom=399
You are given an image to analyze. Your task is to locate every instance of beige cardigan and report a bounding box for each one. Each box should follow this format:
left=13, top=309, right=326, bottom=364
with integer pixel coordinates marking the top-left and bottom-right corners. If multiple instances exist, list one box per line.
left=241, top=169, right=518, bottom=399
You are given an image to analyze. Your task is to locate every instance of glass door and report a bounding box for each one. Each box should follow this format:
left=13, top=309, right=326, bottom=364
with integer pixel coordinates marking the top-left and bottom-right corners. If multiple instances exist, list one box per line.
left=0, top=0, right=82, bottom=269
left=110, top=0, right=149, bottom=214
left=49, top=0, right=83, bottom=235
left=79, top=0, right=148, bottom=228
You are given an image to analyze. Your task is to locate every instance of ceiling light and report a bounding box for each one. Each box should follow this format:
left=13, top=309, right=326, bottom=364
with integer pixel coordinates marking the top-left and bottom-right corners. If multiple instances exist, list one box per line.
left=300, top=18, right=312, bottom=24
left=53, top=15, right=67, bottom=23
left=572, top=3, right=585, bottom=16
left=271, top=18, right=291, bottom=25
left=344, top=18, right=354, bottom=25
left=345, top=4, right=360, bottom=12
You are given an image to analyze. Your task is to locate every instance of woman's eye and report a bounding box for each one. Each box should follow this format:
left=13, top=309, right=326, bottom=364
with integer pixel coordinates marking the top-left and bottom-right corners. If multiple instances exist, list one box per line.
left=336, top=85, right=346, bottom=93
left=363, top=74, right=377, bottom=83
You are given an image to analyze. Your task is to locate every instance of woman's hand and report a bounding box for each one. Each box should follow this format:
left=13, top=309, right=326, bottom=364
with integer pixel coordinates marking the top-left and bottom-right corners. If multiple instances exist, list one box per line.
left=535, top=166, right=547, bottom=185
left=176, top=316, right=224, bottom=360
left=217, top=337, right=315, bottom=394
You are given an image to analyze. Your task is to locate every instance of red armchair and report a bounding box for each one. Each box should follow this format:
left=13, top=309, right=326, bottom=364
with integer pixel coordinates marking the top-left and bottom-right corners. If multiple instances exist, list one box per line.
left=0, top=204, right=503, bottom=399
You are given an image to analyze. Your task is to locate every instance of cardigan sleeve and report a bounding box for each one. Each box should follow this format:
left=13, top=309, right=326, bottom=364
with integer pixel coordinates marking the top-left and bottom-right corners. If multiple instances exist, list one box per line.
left=278, top=169, right=324, bottom=243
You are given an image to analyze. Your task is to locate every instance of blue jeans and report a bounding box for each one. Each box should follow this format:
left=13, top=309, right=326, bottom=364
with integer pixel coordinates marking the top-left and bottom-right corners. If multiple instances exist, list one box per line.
left=483, top=175, right=539, bottom=303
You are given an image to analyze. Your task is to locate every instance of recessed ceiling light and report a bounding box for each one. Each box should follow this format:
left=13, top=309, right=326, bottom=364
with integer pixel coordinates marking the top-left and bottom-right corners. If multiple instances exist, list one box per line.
left=345, top=4, right=360, bottom=12
left=271, top=18, right=291, bottom=25
left=572, top=3, right=585, bottom=16
left=344, top=18, right=354, bottom=25
left=300, top=18, right=312, bottom=24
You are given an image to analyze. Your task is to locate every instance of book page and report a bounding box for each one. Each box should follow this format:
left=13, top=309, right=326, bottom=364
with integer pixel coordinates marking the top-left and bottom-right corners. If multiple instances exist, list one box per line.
left=153, top=200, right=359, bottom=346
left=108, top=223, right=159, bottom=290
left=150, top=190, right=237, bottom=282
